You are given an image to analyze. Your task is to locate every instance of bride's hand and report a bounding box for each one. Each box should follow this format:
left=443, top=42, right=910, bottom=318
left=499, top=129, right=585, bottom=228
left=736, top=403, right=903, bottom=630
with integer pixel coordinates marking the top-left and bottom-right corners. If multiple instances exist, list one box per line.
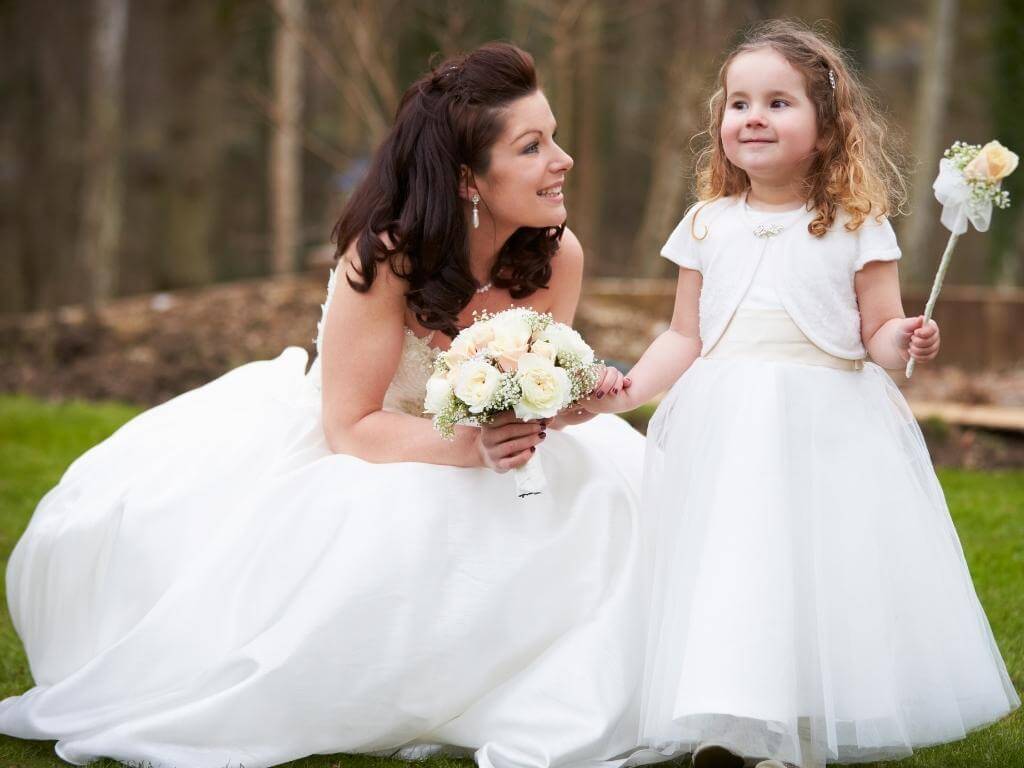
left=476, top=411, right=546, bottom=472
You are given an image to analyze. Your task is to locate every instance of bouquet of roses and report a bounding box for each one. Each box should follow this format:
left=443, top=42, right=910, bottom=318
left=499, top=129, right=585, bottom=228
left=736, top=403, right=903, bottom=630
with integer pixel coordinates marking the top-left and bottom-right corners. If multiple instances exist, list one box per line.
left=423, top=307, right=602, bottom=497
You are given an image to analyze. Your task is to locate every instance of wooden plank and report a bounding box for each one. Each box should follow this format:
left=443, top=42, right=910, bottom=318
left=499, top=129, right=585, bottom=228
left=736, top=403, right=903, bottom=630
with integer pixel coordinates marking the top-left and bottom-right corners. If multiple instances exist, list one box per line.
left=908, top=400, right=1024, bottom=432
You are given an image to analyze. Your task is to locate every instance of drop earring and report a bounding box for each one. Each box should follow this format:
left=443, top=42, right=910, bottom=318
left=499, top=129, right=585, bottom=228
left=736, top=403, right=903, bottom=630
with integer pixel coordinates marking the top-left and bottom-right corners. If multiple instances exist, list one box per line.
left=471, top=193, right=480, bottom=229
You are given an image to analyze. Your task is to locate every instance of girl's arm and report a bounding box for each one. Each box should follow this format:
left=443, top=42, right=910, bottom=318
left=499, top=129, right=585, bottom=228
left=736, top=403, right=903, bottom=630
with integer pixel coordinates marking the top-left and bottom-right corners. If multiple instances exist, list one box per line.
left=856, top=260, right=940, bottom=369
left=586, top=267, right=703, bottom=414
left=321, top=248, right=543, bottom=469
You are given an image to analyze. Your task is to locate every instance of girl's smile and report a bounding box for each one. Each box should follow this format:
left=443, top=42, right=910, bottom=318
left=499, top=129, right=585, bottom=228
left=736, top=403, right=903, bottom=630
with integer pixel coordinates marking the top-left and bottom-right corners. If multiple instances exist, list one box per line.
left=720, top=47, right=820, bottom=193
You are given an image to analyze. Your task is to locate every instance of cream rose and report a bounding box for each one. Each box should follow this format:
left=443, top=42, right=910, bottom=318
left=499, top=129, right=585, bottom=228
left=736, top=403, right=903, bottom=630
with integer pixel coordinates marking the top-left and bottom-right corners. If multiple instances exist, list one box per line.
left=486, top=313, right=533, bottom=372
left=530, top=338, right=558, bottom=363
left=423, top=374, right=453, bottom=415
left=454, top=359, right=501, bottom=414
left=513, top=353, right=571, bottom=420
left=964, top=141, right=1019, bottom=182
left=446, top=321, right=495, bottom=369
left=535, top=323, right=595, bottom=366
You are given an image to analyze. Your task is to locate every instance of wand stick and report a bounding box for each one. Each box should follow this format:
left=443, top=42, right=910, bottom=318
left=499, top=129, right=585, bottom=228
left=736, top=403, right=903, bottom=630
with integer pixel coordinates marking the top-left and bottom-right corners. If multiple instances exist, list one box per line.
left=906, top=231, right=959, bottom=379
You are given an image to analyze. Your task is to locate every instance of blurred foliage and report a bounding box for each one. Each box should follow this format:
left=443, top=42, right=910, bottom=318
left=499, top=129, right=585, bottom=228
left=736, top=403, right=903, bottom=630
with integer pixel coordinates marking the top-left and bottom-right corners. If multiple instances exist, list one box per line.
left=1, top=0, right=1021, bottom=315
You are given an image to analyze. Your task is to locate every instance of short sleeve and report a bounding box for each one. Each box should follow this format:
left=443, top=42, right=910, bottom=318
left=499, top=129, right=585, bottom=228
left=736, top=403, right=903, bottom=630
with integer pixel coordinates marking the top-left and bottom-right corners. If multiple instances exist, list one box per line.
left=853, top=215, right=902, bottom=272
left=661, top=206, right=702, bottom=272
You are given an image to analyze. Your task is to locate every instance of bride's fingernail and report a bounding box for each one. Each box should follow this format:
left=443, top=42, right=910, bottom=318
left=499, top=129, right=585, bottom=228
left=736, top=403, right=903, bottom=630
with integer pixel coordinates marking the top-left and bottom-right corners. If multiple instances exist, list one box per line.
left=612, top=388, right=618, bottom=395
left=530, top=446, right=536, bottom=453
left=596, top=392, right=604, bottom=399
left=539, top=431, right=546, bottom=439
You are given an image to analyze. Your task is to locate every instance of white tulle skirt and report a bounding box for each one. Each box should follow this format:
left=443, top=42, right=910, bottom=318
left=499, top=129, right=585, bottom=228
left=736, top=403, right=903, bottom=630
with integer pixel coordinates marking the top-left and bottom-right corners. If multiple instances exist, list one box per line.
left=638, top=311, right=1019, bottom=767
left=0, top=347, right=649, bottom=768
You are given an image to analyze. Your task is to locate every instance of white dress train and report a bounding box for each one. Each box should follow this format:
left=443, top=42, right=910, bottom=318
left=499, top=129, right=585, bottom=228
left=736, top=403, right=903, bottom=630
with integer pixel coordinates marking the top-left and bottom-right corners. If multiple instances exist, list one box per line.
left=0, top=269, right=650, bottom=768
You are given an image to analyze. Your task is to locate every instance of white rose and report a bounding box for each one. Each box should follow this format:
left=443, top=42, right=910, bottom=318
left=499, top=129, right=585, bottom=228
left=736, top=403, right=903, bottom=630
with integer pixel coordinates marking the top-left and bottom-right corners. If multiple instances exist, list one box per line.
left=423, top=374, right=453, bottom=415
left=486, top=313, right=533, bottom=372
left=454, top=359, right=501, bottom=414
left=535, top=323, right=595, bottom=366
left=530, top=338, right=558, bottom=362
left=513, top=353, right=572, bottom=420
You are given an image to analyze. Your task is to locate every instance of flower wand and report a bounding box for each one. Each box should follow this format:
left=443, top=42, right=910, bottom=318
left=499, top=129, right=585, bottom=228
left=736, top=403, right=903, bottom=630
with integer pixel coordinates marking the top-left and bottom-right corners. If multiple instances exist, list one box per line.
left=906, top=140, right=1018, bottom=378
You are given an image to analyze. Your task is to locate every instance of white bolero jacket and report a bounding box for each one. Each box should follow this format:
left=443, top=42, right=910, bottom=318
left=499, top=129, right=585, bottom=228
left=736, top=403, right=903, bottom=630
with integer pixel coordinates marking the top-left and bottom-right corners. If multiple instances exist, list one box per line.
left=661, top=196, right=902, bottom=360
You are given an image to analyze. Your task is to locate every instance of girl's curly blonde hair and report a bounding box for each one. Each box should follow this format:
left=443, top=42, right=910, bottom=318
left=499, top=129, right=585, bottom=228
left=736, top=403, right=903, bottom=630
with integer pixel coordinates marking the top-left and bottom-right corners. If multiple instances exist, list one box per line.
left=694, top=19, right=907, bottom=237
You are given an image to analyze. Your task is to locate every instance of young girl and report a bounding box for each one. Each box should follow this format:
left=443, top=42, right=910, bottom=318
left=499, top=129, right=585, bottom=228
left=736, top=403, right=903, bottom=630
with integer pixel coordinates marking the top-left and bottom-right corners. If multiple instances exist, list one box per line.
left=589, top=20, right=1019, bottom=768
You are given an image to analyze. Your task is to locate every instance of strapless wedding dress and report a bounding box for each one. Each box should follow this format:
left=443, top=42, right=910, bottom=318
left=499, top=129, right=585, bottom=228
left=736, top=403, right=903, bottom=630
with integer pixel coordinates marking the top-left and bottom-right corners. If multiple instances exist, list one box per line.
left=0, top=269, right=649, bottom=768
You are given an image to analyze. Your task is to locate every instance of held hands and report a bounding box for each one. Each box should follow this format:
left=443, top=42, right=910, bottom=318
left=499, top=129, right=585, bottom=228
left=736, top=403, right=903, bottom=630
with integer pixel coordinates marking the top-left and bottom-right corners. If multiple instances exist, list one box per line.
left=583, top=365, right=632, bottom=414
left=896, top=316, right=941, bottom=364
left=475, top=365, right=631, bottom=471
left=548, top=364, right=629, bottom=426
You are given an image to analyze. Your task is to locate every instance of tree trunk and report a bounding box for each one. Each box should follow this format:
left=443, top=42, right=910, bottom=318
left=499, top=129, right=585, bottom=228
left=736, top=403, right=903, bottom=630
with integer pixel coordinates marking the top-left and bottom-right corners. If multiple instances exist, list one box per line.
left=988, top=0, right=1024, bottom=284
left=571, top=0, right=603, bottom=270
left=78, top=0, right=128, bottom=308
left=270, top=0, right=306, bottom=274
left=631, top=0, right=727, bottom=276
left=160, top=0, right=225, bottom=289
left=6, top=4, right=85, bottom=311
left=901, top=0, right=957, bottom=285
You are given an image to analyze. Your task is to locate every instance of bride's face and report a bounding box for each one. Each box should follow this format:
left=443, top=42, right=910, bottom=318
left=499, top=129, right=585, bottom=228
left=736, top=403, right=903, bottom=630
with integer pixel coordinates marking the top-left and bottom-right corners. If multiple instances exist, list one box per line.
left=471, top=90, right=573, bottom=231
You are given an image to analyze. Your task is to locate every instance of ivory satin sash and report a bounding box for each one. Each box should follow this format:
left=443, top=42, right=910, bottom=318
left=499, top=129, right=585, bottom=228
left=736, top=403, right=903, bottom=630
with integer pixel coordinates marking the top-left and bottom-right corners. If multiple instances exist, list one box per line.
left=705, top=309, right=865, bottom=371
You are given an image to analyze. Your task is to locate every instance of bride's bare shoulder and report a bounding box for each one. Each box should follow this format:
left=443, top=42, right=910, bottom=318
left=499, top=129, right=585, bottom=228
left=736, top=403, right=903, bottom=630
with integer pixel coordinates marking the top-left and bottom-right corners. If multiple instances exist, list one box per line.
left=538, top=227, right=584, bottom=322
left=550, top=227, right=584, bottom=282
left=337, top=233, right=411, bottom=299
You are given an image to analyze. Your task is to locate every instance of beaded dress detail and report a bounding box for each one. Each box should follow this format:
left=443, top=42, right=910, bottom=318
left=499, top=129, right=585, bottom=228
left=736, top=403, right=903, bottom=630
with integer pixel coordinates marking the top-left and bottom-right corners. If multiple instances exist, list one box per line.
left=311, top=267, right=435, bottom=417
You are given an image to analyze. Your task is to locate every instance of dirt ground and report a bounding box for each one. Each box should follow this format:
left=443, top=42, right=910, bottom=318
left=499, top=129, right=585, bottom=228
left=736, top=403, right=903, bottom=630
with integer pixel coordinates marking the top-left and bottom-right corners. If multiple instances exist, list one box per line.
left=2, top=270, right=1022, bottom=468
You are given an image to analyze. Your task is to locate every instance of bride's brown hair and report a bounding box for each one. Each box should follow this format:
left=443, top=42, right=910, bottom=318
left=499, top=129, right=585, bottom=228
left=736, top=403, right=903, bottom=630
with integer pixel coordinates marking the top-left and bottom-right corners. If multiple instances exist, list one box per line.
left=332, top=42, right=561, bottom=338
left=694, top=19, right=907, bottom=237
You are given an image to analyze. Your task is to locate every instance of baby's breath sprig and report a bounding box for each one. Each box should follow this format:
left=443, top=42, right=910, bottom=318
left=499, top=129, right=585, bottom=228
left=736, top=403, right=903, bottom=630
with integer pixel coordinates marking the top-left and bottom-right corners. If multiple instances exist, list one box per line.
left=433, top=398, right=469, bottom=441
left=487, top=373, right=522, bottom=413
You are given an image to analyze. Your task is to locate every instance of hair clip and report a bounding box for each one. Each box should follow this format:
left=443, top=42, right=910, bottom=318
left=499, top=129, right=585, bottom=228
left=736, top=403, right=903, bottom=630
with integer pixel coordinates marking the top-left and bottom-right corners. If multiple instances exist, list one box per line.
left=828, top=70, right=836, bottom=90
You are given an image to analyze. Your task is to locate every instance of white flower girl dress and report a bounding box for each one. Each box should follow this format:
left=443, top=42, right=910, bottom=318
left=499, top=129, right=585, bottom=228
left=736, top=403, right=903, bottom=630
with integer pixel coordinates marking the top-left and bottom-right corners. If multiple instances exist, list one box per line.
left=0, top=268, right=649, bottom=768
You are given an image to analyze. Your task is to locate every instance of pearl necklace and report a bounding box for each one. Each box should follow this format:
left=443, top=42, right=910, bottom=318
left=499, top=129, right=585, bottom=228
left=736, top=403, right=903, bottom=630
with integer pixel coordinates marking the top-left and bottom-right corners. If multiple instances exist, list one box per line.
left=476, top=282, right=493, bottom=294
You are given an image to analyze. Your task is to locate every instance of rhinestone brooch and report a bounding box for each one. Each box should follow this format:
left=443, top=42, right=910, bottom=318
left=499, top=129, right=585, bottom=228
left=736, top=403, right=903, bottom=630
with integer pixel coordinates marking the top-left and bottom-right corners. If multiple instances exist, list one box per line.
left=753, top=223, right=785, bottom=238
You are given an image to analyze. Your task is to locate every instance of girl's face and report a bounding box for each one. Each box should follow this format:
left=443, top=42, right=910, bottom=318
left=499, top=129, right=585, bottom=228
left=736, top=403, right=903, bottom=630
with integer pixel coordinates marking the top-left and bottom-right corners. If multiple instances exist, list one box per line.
left=720, top=47, right=821, bottom=186
left=471, top=90, right=573, bottom=231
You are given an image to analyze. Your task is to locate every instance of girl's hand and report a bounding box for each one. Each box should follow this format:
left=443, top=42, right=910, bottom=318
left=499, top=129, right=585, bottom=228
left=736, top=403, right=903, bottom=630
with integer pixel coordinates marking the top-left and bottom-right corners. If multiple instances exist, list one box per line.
left=583, top=376, right=632, bottom=415
left=589, top=364, right=626, bottom=400
left=896, top=316, right=941, bottom=363
left=476, top=411, right=545, bottom=472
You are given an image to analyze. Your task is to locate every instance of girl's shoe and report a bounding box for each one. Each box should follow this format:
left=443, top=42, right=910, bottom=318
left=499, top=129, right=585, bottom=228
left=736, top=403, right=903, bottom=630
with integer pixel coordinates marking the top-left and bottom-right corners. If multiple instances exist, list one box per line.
left=692, top=743, right=744, bottom=768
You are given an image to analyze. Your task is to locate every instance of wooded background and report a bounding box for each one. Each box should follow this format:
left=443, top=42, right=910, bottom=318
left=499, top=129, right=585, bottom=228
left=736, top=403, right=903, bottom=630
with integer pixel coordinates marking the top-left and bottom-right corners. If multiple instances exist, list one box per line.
left=1, top=0, right=1022, bottom=316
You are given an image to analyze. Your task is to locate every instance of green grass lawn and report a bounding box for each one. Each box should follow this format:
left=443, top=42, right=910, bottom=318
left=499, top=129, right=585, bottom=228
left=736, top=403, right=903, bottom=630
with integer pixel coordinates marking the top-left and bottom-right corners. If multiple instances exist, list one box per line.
left=0, top=395, right=1021, bottom=768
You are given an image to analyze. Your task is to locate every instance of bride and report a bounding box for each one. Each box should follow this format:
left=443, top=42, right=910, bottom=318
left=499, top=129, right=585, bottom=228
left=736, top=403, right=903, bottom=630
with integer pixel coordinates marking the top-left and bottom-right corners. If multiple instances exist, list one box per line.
left=0, top=43, right=648, bottom=768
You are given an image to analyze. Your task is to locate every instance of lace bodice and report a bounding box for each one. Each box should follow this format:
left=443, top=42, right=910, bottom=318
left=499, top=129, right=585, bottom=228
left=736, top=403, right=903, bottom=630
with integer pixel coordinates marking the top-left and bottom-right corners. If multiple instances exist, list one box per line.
left=310, top=268, right=437, bottom=418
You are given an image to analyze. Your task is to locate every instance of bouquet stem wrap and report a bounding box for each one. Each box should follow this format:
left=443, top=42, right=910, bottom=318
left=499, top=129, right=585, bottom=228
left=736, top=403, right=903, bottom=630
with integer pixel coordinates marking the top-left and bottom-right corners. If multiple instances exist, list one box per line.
left=905, top=232, right=958, bottom=379
left=513, top=452, right=546, bottom=497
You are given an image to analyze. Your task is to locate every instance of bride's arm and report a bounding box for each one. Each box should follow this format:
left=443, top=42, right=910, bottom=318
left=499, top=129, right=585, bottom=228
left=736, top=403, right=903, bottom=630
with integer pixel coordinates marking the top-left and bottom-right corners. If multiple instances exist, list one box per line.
left=320, top=250, right=542, bottom=469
